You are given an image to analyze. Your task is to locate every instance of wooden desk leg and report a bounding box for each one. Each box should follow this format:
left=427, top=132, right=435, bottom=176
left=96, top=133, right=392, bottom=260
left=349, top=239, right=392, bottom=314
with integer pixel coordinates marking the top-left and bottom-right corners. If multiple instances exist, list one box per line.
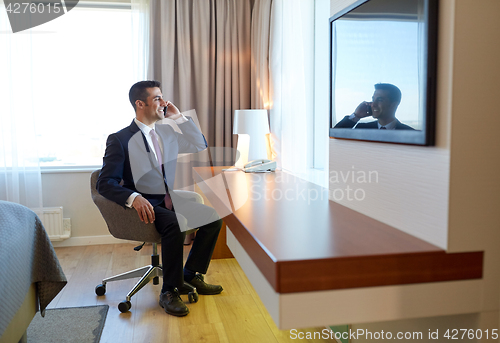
left=194, top=183, right=233, bottom=259
left=212, top=221, right=234, bottom=259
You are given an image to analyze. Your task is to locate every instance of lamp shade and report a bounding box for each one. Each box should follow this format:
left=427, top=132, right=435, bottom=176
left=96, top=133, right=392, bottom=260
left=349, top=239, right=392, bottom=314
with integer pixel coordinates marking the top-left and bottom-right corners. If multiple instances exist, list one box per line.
left=233, top=109, right=270, bottom=167
left=233, top=109, right=270, bottom=135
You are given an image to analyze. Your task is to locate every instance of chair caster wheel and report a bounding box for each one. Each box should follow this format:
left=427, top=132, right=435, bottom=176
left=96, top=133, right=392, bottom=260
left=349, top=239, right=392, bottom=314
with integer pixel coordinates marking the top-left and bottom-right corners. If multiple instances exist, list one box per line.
left=95, top=284, right=106, bottom=296
left=188, top=291, right=199, bottom=303
left=118, top=300, right=132, bottom=313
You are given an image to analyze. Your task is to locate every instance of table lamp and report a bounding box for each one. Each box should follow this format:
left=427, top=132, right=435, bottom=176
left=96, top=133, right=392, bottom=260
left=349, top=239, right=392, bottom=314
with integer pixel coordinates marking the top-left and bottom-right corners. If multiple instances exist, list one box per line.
left=233, top=109, right=270, bottom=168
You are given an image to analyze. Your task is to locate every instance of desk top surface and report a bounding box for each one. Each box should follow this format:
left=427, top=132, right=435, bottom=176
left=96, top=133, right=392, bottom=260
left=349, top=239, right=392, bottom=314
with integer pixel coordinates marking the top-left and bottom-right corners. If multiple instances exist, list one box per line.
left=194, top=167, right=483, bottom=293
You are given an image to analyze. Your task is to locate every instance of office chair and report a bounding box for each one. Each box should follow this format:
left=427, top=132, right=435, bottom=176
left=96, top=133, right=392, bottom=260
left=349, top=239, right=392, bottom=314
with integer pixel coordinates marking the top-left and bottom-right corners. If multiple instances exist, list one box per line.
left=90, top=169, right=200, bottom=313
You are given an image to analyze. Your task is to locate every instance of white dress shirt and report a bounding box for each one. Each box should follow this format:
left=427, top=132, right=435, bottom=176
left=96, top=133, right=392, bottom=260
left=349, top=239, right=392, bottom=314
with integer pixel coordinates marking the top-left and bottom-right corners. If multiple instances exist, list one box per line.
left=348, top=113, right=397, bottom=129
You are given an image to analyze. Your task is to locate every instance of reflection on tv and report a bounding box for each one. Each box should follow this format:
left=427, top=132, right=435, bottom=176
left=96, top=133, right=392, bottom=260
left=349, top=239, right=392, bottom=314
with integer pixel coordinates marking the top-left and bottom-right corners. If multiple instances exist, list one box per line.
left=333, top=83, right=418, bottom=130
left=329, top=0, right=437, bottom=145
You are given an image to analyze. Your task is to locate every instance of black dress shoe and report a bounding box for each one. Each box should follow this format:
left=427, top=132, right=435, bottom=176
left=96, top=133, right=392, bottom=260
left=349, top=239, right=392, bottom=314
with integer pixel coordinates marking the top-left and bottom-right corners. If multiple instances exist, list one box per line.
left=181, top=274, right=223, bottom=295
left=159, top=289, right=189, bottom=317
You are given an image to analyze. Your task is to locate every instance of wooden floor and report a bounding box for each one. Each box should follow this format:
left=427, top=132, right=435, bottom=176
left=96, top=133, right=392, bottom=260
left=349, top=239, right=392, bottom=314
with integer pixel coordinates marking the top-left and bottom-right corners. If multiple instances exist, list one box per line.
left=51, top=243, right=336, bottom=343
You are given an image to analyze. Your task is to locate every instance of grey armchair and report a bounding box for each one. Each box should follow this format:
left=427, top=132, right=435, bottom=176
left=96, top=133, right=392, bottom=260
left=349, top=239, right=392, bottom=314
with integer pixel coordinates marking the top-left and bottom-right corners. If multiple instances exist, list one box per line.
left=90, top=169, right=200, bottom=312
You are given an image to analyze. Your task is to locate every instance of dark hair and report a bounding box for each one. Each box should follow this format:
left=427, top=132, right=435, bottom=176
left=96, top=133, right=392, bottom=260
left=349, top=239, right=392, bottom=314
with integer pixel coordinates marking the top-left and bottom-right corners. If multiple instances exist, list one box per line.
left=374, top=83, right=402, bottom=104
left=129, top=80, right=161, bottom=111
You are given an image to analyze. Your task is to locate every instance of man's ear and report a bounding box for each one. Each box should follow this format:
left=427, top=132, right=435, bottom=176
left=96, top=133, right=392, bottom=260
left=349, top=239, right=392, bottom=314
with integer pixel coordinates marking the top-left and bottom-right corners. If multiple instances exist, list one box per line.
left=135, top=99, right=144, bottom=109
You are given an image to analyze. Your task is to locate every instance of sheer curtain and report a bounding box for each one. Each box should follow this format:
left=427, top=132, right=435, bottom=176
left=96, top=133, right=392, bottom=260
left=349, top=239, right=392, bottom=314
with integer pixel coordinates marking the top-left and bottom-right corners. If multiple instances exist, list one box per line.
left=251, top=0, right=272, bottom=110
left=131, top=0, right=151, bottom=81
left=268, top=0, right=314, bottom=174
left=0, top=1, right=43, bottom=213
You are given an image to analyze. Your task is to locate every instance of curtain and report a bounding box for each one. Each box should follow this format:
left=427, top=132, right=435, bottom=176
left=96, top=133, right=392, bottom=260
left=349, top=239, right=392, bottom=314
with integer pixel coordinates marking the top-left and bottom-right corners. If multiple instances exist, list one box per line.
left=131, top=0, right=151, bottom=81
left=0, top=1, right=43, bottom=213
left=251, top=0, right=272, bottom=110
left=149, top=0, right=252, bottom=152
left=146, top=0, right=254, bottom=189
left=269, top=0, right=314, bottom=173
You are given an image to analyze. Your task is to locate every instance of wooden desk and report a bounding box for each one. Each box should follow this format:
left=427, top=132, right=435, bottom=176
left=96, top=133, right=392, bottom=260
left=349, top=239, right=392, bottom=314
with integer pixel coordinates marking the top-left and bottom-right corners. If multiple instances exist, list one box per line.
left=194, top=167, right=483, bottom=329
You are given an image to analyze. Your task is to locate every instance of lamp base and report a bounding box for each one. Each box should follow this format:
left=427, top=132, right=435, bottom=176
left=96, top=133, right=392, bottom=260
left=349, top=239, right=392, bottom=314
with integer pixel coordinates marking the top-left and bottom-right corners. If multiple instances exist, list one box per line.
left=234, top=134, right=250, bottom=169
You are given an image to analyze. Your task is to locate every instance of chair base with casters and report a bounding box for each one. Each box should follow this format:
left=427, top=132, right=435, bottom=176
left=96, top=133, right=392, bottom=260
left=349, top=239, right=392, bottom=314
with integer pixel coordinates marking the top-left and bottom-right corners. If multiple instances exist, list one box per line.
left=90, top=169, right=202, bottom=313
left=94, top=242, right=198, bottom=313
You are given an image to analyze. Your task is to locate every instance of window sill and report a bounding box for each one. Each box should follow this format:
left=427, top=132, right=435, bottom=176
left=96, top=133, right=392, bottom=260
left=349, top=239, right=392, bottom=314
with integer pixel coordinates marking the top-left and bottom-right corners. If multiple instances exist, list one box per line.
left=40, top=165, right=101, bottom=174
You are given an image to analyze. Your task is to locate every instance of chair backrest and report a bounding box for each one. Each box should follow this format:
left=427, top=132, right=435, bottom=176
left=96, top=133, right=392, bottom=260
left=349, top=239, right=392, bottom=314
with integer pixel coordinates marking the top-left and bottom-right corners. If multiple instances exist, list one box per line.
left=90, top=169, right=161, bottom=243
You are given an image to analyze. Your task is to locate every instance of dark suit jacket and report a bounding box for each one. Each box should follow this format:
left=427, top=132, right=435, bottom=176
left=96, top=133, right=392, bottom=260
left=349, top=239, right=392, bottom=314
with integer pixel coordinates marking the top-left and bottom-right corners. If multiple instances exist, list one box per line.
left=334, top=116, right=415, bottom=130
left=97, top=118, right=207, bottom=207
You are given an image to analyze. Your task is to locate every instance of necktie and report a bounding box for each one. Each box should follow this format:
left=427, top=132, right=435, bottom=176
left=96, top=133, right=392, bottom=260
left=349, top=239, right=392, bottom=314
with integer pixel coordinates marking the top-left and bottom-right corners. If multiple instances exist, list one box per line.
left=150, top=129, right=173, bottom=210
left=380, top=126, right=386, bottom=129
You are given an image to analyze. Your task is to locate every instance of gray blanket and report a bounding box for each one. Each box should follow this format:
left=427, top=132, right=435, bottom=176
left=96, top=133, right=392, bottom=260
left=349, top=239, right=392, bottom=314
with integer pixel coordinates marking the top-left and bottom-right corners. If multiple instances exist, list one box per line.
left=0, top=200, right=67, bottom=337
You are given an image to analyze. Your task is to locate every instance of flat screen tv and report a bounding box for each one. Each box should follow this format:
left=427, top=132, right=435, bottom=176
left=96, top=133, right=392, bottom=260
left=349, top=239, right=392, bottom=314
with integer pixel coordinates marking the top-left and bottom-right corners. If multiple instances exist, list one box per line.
left=329, top=0, right=438, bottom=145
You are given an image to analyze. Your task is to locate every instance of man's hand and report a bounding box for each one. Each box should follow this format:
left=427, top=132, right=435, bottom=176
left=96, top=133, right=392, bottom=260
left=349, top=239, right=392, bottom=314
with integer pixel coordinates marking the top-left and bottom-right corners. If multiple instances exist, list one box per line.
left=132, top=195, right=155, bottom=224
left=353, top=101, right=373, bottom=119
left=164, top=101, right=182, bottom=121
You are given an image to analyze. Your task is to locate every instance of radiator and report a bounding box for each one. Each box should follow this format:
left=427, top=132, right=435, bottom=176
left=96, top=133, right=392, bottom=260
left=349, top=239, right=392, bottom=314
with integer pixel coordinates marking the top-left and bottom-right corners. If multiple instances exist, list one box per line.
left=41, top=207, right=71, bottom=241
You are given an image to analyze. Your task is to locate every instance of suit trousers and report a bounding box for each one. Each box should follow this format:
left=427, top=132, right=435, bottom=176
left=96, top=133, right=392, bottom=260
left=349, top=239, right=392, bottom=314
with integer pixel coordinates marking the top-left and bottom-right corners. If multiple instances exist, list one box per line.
left=153, top=196, right=222, bottom=288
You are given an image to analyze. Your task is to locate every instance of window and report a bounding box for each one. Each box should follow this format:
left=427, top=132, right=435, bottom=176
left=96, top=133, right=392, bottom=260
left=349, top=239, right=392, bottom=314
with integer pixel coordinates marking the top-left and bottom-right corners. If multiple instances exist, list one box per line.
left=29, top=3, right=135, bottom=167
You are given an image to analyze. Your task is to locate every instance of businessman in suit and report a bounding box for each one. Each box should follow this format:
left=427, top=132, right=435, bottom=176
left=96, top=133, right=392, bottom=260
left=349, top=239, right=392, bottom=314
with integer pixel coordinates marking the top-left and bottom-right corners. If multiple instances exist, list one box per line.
left=334, top=83, right=415, bottom=130
left=97, top=80, right=223, bottom=317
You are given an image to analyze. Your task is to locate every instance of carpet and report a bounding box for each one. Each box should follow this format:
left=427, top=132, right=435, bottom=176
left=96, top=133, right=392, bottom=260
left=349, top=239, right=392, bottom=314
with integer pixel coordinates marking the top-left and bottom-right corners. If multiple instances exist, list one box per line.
left=27, top=305, right=109, bottom=343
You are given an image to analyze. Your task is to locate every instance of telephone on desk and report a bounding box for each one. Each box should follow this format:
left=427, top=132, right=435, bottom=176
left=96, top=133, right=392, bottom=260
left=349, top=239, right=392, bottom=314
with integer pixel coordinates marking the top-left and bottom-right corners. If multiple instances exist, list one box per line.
left=243, top=159, right=277, bottom=173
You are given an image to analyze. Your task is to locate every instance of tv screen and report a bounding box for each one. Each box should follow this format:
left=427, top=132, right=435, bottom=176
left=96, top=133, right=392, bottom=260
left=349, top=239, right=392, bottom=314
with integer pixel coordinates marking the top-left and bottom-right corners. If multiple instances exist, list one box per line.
left=329, top=0, right=437, bottom=145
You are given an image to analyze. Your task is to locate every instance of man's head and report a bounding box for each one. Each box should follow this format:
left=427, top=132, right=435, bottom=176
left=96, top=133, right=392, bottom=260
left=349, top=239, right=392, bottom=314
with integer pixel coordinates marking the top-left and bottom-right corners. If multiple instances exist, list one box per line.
left=129, top=80, right=166, bottom=125
left=129, top=80, right=162, bottom=111
left=371, top=83, right=401, bottom=123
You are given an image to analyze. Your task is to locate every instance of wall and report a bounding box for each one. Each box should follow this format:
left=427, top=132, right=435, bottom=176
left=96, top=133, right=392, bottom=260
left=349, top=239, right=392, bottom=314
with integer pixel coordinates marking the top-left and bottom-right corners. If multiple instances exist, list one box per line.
left=444, top=0, right=500, bottom=317
left=330, top=0, right=500, bottom=339
left=42, top=170, right=119, bottom=247
left=329, top=0, right=453, bottom=250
